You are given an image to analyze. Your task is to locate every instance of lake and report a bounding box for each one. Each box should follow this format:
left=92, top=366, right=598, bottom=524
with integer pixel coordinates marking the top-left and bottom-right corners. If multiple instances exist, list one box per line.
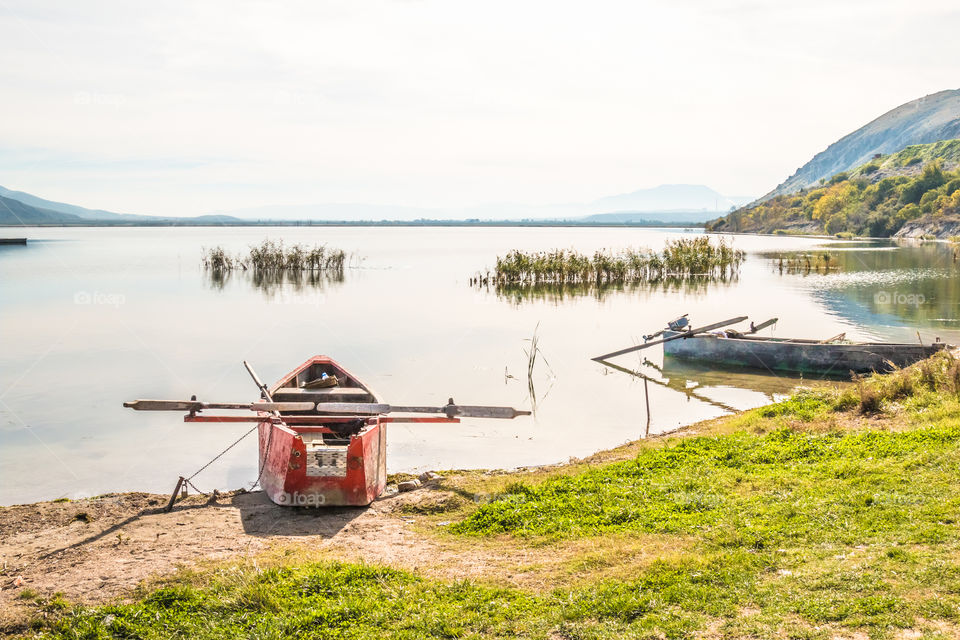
left=1, top=226, right=958, bottom=505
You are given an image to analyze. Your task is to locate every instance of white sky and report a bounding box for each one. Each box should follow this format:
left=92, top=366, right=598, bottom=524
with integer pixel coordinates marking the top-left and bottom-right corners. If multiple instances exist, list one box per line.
left=0, top=0, right=957, bottom=217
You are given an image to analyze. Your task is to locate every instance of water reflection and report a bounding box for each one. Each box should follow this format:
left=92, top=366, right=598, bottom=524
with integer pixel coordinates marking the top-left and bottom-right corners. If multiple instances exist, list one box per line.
left=598, top=359, right=739, bottom=418
left=487, top=274, right=740, bottom=305
left=597, top=355, right=846, bottom=437
left=767, top=241, right=960, bottom=333
left=205, top=268, right=346, bottom=296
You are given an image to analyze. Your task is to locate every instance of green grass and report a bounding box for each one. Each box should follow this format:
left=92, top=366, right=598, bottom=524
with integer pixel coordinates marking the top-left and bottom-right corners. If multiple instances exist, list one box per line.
left=25, top=557, right=764, bottom=640
left=29, top=563, right=550, bottom=639
left=452, top=425, right=960, bottom=544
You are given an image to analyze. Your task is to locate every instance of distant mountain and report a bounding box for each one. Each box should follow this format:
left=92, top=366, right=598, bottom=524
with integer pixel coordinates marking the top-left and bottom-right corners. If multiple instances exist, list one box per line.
left=214, top=185, right=752, bottom=222
left=0, top=185, right=244, bottom=225
left=586, top=184, right=747, bottom=215
left=0, top=185, right=131, bottom=220
left=581, top=211, right=722, bottom=224
left=0, top=195, right=84, bottom=225
left=0, top=182, right=751, bottom=226
left=760, top=89, right=960, bottom=202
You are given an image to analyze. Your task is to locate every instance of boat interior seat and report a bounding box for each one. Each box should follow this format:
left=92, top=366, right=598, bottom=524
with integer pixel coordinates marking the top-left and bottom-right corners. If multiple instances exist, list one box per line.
left=275, top=387, right=370, bottom=396
left=272, top=387, right=376, bottom=404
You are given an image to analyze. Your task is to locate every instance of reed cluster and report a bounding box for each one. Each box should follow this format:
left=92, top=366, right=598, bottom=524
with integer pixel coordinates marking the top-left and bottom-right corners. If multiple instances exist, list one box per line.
left=472, top=237, right=744, bottom=286
left=202, top=240, right=347, bottom=273
left=775, top=253, right=840, bottom=274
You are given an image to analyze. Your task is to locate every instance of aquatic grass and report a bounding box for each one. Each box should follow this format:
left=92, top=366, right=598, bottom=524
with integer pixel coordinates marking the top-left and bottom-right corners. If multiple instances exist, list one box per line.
left=201, top=240, right=348, bottom=274
left=774, top=252, right=841, bottom=274
left=473, top=237, right=744, bottom=287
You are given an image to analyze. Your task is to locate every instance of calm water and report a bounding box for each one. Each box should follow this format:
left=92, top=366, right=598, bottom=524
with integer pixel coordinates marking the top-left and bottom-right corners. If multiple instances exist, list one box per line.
left=2, top=227, right=958, bottom=505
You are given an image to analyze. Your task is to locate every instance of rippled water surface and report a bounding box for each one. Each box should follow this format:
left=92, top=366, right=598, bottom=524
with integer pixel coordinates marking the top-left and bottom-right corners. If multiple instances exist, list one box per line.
left=2, top=227, right=958, bottom=504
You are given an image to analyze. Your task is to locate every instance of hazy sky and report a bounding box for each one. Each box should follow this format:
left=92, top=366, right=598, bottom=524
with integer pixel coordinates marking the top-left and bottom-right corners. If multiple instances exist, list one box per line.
left=0, top=0, right=957, bottom=216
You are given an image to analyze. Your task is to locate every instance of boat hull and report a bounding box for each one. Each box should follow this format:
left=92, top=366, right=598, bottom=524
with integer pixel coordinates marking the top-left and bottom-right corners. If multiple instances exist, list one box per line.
left=257, top=355, right=387, bottom=507
left=662, top=331, right=947, bottom=375
left=257, top=418, right=386, bottom=507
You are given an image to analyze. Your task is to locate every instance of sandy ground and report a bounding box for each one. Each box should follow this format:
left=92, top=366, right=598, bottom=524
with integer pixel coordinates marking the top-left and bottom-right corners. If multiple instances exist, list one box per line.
left=0, top=485, right=463, bottom=630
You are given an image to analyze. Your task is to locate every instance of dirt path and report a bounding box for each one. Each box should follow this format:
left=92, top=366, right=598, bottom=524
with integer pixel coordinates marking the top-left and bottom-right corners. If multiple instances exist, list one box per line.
left=0, top=487, right=453, bottom=629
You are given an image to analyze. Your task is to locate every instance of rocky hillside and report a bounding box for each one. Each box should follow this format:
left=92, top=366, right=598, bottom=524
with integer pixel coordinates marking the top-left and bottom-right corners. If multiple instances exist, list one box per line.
left=709, top=140, right=960, bottom=237
left=761, top=89, right=960, bottom=202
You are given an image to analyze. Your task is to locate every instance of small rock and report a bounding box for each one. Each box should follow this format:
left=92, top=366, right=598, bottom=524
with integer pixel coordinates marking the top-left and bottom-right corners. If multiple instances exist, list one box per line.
left=398, top=479, right=422, bottom=492
left=418, top=471, right=440, bottom=483
left=12, top=576, right=24, bottom=588
left=382, top=484, right=399, bottom=496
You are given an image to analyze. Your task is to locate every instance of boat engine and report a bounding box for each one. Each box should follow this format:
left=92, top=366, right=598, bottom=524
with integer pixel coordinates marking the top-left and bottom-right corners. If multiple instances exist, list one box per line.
left=667, top=315, right=690, bottom=332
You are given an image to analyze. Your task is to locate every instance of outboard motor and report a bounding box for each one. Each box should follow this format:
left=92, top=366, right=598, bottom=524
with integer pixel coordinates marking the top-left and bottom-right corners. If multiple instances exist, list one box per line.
left=667, top=315, right=690, bottom=332
left=644, top=313, right=690, bottom=342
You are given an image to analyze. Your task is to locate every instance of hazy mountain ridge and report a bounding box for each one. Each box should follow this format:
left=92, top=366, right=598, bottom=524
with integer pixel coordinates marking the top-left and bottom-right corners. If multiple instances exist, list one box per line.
left=0, top=188, right=243, bottom=226
left=0, top=194, right=85, bottom=225
left=0, top=185, right=132, bottom=220
left=760, top=89, right=960, bottom=202
left=0, top=183, right=750, bottom=225
left=211, top=184, right=749, bottom=222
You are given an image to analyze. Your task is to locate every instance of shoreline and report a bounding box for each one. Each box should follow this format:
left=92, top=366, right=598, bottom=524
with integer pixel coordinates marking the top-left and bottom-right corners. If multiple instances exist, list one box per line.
left=0, top=417, right=712, bottom=629
left=6, top=351, right=960, bottom=638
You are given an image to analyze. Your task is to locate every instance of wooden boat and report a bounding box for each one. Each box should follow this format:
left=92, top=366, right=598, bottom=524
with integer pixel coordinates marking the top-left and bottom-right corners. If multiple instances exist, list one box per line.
left=253, top=356, right=389, bottom=506
left=125, top=355, right=529, bottom=508
left=662, top=329, right=950, bottom=375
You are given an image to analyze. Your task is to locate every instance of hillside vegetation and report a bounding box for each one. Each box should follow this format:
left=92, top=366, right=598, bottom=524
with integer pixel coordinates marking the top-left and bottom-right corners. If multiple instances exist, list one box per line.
left=761, top=89, right=960, bottom=201
left=710, top=139, right=960, bottom=237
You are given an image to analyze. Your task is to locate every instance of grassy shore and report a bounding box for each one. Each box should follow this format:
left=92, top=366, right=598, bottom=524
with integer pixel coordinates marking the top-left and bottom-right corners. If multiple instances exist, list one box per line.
left=19, top=352, right=960, bottom=639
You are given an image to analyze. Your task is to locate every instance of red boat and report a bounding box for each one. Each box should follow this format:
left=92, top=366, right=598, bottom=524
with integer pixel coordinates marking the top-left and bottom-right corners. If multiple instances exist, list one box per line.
left=125, top=355, right=528, bottom=508
left=256, top=356, right=403, bottom=506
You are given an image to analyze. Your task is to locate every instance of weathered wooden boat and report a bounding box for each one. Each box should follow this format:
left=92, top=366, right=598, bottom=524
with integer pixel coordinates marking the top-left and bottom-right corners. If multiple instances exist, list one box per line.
left=593, top=315, right=952, bottom=376
left=124, top=356, right=529, bottom=508
left=255, top=355, right=404, bottom=507
left=662, top=329, right=949, bottom=375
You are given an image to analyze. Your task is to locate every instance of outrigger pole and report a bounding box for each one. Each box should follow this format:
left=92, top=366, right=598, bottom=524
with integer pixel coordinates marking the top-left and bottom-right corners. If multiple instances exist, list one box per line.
left=123, top=398, right=530, bottom=420
left=591, top=316, right=748, bottom=362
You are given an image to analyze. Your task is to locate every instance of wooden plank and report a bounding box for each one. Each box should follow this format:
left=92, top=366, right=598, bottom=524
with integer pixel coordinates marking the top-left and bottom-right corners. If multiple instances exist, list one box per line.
left=123, top=400, right=315, bottom=412
left=313, top=402, right=530, bottom=419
